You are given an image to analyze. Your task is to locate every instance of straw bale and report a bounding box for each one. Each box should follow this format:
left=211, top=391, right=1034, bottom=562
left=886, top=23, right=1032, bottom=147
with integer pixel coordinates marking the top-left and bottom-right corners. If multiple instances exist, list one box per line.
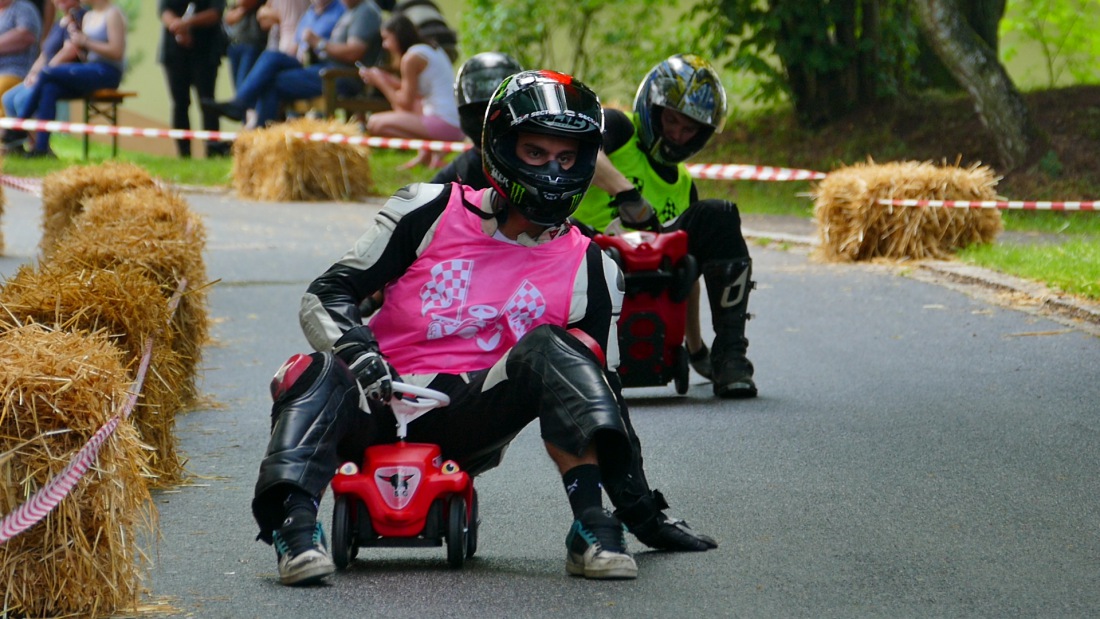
left=0, top=325, right=154, bottom=619
left=812, top=159, right=1003, bottom=262
left=232, top=117, right=375, bottom=201
left=38, top=162, right=157, bottom=256
left=0, top=262, right=188, bottom=484
left=0, top=182, right=6, bottom=255
left=48, top=185, right=210, bottom=410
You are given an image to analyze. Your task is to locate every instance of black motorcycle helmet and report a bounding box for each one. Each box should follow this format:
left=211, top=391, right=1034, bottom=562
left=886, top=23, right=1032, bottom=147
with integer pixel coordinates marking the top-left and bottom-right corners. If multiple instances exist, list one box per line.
left=633, top=54, right=727, bottom=165
left=455, top=52, right=524, bottom=146
left=482, top=70, right=603, bottom=227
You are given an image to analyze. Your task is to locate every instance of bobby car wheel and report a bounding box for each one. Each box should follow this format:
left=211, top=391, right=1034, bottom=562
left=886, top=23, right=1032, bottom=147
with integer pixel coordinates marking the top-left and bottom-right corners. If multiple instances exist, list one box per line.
left=466, top=489, right=479, bottom=558
left=446, top=494, right=467, bottom=568
left=331, top=495, right=355, bottom=569
left=673, top=345, right=690, bottom=395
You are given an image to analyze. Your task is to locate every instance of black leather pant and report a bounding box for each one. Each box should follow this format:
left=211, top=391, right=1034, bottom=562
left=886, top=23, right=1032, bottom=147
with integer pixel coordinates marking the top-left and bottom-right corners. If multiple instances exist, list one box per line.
left=252, top=325, right=655, bottom=540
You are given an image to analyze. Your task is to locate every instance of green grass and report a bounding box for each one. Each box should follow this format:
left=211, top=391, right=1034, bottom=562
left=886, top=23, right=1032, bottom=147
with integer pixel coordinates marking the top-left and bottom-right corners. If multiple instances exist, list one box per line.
left=959, top=239, right=1100, bottom=299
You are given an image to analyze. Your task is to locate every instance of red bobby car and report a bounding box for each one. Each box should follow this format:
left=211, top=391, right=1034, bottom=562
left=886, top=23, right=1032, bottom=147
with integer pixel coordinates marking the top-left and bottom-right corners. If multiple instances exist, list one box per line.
left=329, top=382, right=478, bottom=569
left=594, top=230, right=698, bottom=394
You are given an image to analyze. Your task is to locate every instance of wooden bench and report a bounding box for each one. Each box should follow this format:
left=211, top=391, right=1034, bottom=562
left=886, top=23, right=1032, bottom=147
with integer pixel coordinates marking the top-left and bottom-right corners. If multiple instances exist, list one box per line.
left=319, top=67, right=391, bottom=123
left=78, top=89, right=136, bottom=159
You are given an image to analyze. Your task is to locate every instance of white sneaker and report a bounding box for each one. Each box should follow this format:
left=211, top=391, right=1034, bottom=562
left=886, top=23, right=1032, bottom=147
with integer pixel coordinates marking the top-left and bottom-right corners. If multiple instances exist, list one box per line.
left=273, top=521, right=336, bottom=586
left=565, top=507, right=638, bottom=579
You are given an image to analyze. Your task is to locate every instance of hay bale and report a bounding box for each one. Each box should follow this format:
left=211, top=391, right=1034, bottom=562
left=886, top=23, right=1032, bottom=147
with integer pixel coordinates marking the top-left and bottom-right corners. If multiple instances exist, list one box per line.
left=0, top=262, right=188, bottom=484
left=0, top=325, right=154, bottom=619
left=38, top=162, right=157, bottom=256
left=0, top=182, right=6, bottom=255
left=49, top=185, right=210, bottom=410
left=232, top=117, right=375, bottom=201
left=813, top=159, right=1003, bottom=262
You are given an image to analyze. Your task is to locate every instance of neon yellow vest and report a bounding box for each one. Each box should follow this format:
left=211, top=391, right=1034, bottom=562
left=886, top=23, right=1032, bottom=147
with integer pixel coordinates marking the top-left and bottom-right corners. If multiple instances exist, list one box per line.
left=574, top=115, right=694, bottom=232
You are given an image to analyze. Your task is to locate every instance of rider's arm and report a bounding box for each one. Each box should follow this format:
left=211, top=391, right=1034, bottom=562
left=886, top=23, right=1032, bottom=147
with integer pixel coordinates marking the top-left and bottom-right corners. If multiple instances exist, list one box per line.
left=567, top=243, right=624, bottom=370
left=300, top=183, right=452, bottom=353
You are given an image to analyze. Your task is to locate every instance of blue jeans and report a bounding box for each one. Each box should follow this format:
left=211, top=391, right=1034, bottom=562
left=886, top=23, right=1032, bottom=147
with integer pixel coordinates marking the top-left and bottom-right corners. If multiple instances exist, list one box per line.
left=235, top=50, right=360, bottom=125
left=227, top=42, right=263, bottom=91
left=20, top=62, right=122, bottom=153
left=2, top=82, right=29, bottom=118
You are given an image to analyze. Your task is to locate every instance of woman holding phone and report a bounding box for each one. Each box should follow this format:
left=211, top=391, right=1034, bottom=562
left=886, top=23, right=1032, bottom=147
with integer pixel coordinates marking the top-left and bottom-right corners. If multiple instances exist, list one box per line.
left=358, top=12, right=461, bottom=169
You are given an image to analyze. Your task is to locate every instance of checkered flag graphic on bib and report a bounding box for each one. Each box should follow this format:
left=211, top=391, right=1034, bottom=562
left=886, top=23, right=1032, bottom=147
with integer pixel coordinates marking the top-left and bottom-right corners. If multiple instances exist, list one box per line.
left=420, top=259, right=474, bottom=315
left=502, top=280, right=546, bottom=337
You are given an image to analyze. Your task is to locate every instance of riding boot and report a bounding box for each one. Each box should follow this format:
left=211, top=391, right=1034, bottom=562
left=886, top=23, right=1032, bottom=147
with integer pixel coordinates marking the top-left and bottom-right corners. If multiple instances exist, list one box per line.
left=703, top=258, right=757, bottom=398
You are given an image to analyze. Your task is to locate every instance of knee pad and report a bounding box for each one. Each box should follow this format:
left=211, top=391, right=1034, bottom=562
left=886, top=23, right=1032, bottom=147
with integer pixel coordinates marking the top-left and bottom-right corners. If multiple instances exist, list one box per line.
left=270, top=353, right=322, bottom=402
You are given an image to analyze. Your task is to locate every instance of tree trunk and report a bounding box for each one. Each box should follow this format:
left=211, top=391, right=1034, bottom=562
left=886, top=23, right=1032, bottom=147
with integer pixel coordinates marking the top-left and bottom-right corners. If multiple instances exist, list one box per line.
left=913, top=0, right=1039, bottom=171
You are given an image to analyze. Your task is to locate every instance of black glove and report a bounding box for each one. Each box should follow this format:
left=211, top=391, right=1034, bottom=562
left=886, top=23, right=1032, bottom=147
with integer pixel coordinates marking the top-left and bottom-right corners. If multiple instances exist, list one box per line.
left=611, top=188, right=662, bottom=232
left=333, top=326, right=397, bottom=403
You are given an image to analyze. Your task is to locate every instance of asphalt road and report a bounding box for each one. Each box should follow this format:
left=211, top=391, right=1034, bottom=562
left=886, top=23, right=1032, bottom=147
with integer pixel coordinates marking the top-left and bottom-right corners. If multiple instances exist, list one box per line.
left=2, top=187, right=1099, bottom=618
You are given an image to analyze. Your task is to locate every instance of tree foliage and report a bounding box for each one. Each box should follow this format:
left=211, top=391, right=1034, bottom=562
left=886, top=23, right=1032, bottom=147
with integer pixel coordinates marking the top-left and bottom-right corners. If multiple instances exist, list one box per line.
left=693, top=0, right=922, bottom=125
left=1000, top=0, right=1100, bottom=87
left=457, top=0, right=694, bottom=104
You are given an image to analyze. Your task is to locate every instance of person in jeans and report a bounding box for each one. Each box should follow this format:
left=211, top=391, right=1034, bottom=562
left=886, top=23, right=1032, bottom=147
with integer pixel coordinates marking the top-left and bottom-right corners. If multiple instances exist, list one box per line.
left=205, top=0, right=382, bottom=128
left=0, top=0, right=42, bottom=113
left=16, top=0, right=124, bottom=158
left=251, top=70, right=717, bottom=587
left=1, top=0, right=81, bottom=153
left=223, top=0, right=266, bottom=126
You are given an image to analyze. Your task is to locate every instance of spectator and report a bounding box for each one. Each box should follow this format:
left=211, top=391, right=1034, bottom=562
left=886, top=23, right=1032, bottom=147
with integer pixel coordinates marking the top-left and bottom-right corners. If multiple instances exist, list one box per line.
left=256, top=0, right=307, bottom=57
left=1, top=0, right=81, bottom=152
left=15, top=0, right=124, bottom=158
left=26, top=0, right=52, bottom=45
left=205, top=0, right=382, bottom=128
left=224, top=0, right=266, bottom=102
left=159, top=0, right=230, bottom=158
left=359, top=12, right=460, bottom=169
left=0, top=0, right=43, bottom=112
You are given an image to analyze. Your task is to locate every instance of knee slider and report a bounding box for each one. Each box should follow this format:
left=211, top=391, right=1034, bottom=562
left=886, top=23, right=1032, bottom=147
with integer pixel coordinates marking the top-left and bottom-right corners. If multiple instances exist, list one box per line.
left=270, top=352, right=325, bottom=402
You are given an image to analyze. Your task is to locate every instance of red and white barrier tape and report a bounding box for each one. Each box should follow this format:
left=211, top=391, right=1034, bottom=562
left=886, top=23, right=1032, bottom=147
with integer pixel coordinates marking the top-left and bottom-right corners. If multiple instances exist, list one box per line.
left=686, top=163, right=826, bottom=181
left=0, top=117, right=828, bottom=181
left=0, top=173, right=43, bottom=196
left=879, top=198, right=1098, bottom=211
left=0, top=277, right=187, bottom=545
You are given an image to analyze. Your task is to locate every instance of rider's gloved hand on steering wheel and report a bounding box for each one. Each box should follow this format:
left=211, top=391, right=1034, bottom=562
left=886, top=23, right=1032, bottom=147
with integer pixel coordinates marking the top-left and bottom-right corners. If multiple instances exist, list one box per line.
left=612, top=188, right=662, bottom=232
left=334, top=326, right=398, bottom=404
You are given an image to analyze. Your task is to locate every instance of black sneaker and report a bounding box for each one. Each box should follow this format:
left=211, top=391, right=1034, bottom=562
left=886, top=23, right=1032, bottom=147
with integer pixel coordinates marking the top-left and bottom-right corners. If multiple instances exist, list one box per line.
left=630, top=514, right=718, bottom=552
left=201, top=98, right=245, bottom=123
left=565, top=507, right=637, bottom=579
left=271, top=517, right=335, bottom=586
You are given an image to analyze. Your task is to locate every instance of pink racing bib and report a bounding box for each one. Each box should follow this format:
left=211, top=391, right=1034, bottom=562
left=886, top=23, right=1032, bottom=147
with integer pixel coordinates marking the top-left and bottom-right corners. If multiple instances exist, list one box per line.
left=370, top=186, right=588, bottom=375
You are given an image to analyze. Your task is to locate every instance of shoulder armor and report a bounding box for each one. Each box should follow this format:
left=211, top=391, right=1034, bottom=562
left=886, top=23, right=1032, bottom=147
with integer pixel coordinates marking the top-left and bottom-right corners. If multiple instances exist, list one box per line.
left=382, top=182, right=450, bottom=218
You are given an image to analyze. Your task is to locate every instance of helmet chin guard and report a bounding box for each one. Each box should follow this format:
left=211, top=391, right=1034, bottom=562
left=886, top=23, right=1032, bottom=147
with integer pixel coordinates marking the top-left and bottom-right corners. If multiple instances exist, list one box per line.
left=633, top=54, right=728, bottom=165
left=482, top=70, right=604, bottom=227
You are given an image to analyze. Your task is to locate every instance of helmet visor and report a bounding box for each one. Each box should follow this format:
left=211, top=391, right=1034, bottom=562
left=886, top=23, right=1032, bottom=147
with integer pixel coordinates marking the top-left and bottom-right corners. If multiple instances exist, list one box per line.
left=500, top=78, right=601, bottom=140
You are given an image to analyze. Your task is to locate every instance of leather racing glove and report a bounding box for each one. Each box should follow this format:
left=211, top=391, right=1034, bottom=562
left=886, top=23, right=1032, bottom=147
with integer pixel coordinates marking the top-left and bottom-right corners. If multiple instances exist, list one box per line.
left=333, top=325, right=398, bottom=404
left=611, top=188, right=662, bottom=232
